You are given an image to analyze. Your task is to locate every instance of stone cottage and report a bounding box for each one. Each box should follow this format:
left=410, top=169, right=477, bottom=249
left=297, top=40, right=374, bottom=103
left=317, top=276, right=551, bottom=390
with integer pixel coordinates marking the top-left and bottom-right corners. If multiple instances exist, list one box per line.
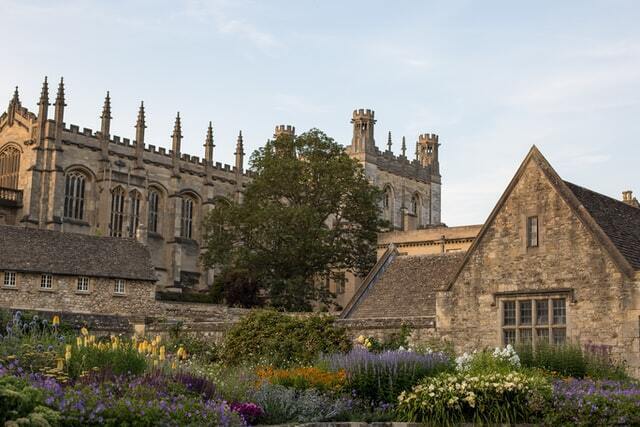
left=437, top=146, right=640, bottom=376
left=0, top=224, right=157, bottom=315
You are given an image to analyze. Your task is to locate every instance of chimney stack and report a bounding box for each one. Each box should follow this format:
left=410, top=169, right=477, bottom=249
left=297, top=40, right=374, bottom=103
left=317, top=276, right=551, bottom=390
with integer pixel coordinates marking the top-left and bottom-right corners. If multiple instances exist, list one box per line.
left=622, top=190, right=640, bottom=208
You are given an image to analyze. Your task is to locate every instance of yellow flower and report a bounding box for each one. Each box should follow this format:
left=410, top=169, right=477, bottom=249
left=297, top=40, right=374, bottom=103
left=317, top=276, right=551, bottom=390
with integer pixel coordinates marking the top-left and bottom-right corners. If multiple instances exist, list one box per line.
left=52, top=315, right=60, bottom=326
left=171, top=361, right=177, bottom=370
left=356, top=335, right=366, bottom=344
left=76, top=337, right=83, bottom=347
left=56, top=358, right=64, bottom=370
left=80, top=327, right=89, bottom=336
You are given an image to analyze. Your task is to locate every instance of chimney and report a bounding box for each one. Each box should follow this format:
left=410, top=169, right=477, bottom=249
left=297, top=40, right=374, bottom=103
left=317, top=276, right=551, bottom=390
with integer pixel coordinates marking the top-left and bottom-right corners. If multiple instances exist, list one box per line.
left=622, top=190, right=640, bottom=208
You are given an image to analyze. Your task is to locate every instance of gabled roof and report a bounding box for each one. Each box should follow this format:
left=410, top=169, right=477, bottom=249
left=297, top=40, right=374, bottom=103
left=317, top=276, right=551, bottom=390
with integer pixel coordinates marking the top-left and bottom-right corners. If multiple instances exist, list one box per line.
left=341, top=245, right=465, bottom=319
left=0, top=225, right=157, bottom=281
left=446, top=146, right=637, bottom=290
left=564, top=181, right=640, bottom=270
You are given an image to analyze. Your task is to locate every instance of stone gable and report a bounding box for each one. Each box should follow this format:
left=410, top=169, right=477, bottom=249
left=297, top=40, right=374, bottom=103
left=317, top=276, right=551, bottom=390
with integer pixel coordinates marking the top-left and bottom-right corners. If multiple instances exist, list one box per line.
left=437, top=148, right=640, bottom=377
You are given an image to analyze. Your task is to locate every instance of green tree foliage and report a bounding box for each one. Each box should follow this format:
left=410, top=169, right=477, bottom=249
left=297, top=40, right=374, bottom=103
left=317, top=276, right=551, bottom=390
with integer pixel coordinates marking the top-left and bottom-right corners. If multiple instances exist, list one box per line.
left=202, top=129, right=385, bottom=311
left=222, top=310, right=352, bottom=367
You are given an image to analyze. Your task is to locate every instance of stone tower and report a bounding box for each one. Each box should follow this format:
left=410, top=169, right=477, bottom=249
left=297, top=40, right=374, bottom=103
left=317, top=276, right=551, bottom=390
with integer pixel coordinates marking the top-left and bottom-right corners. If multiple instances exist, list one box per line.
left=351, top=109, right=376, bottom=153
left=417, top=133, right=440, bottom=174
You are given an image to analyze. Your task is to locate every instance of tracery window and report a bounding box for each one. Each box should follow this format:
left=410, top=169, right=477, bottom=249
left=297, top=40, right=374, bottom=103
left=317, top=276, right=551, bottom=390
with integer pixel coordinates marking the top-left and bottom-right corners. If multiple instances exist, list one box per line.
left=110, top=187, right=125, bottom=237
left=128, top=191, right=142, bottom=237
left=0, top=146, right=20, bottom=189
left=180, top=196, right=195, bottom=239
left=148, top=189, right=160, bottom=233
left=411, top=194, right=419, bottom=215
left=63, top=172, right=86, bottom=220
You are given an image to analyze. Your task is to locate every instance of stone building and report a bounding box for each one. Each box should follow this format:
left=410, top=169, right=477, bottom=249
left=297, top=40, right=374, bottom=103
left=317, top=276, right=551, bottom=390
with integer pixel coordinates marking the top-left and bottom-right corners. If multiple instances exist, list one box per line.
left=0, top=78, right=443, bottom=297
left=376, top=224, right=481, bottom=258
left=0, top=224, right=157, bottom=315
left=437, top=146, right=640, bottom=376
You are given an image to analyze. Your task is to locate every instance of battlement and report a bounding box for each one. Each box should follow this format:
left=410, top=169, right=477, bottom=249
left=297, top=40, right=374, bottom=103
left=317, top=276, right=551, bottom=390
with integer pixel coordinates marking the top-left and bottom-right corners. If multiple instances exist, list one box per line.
left=274, top=124, right=295, bottom=137
left=418, top=133, right=439, bottom=144
left=352, top=108, right=375, bottom=120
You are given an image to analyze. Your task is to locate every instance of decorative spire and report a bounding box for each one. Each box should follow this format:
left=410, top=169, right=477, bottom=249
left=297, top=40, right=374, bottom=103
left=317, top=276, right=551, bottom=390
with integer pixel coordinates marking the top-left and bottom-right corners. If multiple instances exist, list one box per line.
left=100, top=91, right=112, bottom=160
left=134, top=101, right=146, bottom=169
left=234, top=130, right=245, bottom=172
left=38, top=76, right=50, bottom=107
left=401, top=136, right=406, bottom=157
left=171, top=112, right=182, bottom=175
left=10, top=86, right=20, bottom=107
left=387, top=131, right=392, bottom=151
left=204, top=121, right=214, bottom=164
left=54, top=77, right=66, bottom=126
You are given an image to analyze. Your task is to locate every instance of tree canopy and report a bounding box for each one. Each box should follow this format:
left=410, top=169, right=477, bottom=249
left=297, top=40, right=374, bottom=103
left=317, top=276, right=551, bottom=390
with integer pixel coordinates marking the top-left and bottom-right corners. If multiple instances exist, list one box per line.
left=201, top=129, right=385, bottom=311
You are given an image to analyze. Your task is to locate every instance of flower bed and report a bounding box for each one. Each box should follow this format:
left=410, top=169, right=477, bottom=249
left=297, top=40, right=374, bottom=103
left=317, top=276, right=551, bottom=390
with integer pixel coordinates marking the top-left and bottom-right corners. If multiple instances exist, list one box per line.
left=321, top=347, right=451, bottom=404
left=396, top=371, right=551, bottom=425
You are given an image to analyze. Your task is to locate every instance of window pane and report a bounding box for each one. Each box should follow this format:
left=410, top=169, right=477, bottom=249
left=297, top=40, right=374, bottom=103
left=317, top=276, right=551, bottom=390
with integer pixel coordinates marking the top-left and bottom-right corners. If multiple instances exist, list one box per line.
left=519, top=300, right=532, bottom=325
left=503, top=329, right=516, bottom=346
left=553, top=328, right=566, bottom=345
left=553, top=299, right=566, bottom=325
left=527, top=216, right=539, bottom=247
left=503, top=301, right=516, bottom=326
left=536, top=300, right=548, bottom=325
left=519, top=328, right=533, bottom=345
left=536, top=328, right=549, bottom=344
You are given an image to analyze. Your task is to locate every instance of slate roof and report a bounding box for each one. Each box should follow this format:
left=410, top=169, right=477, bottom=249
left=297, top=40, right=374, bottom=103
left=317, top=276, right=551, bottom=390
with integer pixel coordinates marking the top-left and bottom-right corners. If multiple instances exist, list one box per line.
left=344, top=251, right=465, bottom=319
left=564, top=181, right=640, bottom=270
left=0, top=225, right=157, bottom=281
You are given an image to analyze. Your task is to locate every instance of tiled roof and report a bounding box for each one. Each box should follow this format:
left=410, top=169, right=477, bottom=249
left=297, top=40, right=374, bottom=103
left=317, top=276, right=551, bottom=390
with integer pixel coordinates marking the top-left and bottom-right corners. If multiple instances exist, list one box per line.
left=346, top=251, right=465, bottom=319
left=564, top=181, right=640, bottom=270
left=0, top=225, right=157, bottom=281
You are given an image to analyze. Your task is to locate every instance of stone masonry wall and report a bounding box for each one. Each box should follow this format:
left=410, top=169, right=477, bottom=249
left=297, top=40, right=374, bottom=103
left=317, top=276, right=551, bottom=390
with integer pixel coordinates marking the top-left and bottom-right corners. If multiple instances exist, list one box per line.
left=437, top=159, right=640, bottom=377
left=0, top=272, right=157, bottom=316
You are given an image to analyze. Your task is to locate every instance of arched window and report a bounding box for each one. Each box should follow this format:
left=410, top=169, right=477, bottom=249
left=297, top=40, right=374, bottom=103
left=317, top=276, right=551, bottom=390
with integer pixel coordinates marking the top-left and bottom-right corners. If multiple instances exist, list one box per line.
left=110, top=187, right=125, bottom=237
left=383, top=188, right=391, bottom=209
left=128, top=190, right=142, bottom=237
left=180, top=196, right=195, bottom=239
left=411, top=194, right=419, bottom=215
left=0, top=146, right=20, bottom=189
left=148, top=189, right=160, bottom=233
left=63, top=172, right=86, bottom=220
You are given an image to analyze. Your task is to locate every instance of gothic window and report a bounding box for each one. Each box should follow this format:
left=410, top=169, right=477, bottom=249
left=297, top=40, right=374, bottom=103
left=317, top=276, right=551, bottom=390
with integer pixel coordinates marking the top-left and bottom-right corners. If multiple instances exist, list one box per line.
left=501, top=297, right=566, bottom=347
left=110, top=187, right=125, bottom=237
left=148, top=189, right=160, bottom=233
left=128, top=191, right=142, bottom=237
left=411, top=194, right=419, bottom=215
left=0, top=146, right=20, bottom=189
left=180, top=196, right=195, bottom=239
left=63, top=172, right=86, bottom=220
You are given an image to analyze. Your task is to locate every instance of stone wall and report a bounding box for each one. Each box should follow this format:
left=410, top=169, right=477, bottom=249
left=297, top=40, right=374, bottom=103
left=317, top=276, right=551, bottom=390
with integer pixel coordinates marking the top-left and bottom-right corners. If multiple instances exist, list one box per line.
left=0, top=272, right=157, bottom=316
left=437, top=159, right=640, bottom=377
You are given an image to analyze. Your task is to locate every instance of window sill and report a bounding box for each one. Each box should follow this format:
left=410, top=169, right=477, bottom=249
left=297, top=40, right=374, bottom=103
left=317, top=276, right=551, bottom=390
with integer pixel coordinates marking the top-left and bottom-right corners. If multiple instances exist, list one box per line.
left=112, top=293, right=127, bottom=298
left=1, top=286, right=18, bottom=290
left=39, top=288, right=55, bottom=293
left=63, top=218, right=90, bottom=227
left=75, top=291, right=91, bottom=295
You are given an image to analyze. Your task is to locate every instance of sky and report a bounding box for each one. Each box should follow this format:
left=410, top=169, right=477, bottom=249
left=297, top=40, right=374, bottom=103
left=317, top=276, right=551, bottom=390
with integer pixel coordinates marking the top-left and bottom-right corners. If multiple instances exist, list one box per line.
left=1, top=0, right=639, bottom=225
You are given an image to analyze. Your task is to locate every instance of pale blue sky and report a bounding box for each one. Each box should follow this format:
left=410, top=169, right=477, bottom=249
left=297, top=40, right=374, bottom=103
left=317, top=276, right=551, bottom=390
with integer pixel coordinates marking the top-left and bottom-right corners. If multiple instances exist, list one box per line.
left=2, top=0, right=639, bottom=225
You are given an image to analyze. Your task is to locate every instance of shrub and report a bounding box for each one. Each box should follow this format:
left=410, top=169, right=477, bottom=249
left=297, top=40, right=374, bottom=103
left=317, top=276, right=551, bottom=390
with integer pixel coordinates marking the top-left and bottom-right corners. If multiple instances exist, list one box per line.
left=230, top=402, right=264, bottom=424
left=456, top=345, right=521, bottom=374
left=517, top=343, right=629, bottom=379
left=396, top=371, right=551, bottom=425
left=222, top=310, right=351, bottom=367
left=321, top=348, right=452, bottom=404
left=249, top=382, right=355, bottom=424
left=257, top=366, right=346, bottom=393
left=546, top=378, right=640, bottom=425
left=0, top=375, right=61, bottom=426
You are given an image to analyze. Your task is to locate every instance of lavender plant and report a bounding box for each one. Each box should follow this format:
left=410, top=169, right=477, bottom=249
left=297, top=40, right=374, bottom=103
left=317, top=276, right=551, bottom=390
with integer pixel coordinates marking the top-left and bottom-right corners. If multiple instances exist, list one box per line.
left=321, top=347, right=452, bottom=404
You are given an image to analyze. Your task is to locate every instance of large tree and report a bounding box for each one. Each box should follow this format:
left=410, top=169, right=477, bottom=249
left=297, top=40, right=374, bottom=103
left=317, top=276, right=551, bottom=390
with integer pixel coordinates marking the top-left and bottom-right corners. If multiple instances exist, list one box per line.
left=201, top=129, right=385, bottom=311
